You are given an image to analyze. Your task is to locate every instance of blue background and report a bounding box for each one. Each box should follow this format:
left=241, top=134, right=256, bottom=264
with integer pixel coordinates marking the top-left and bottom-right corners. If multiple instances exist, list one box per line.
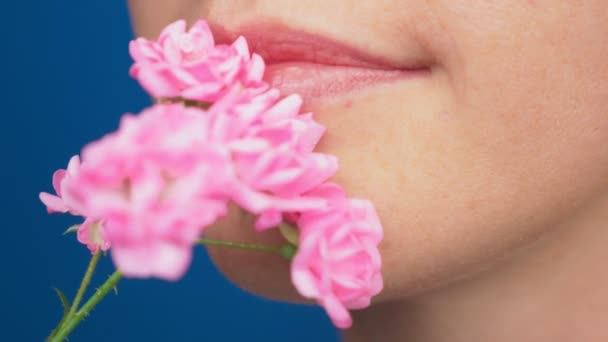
left=2, top=2, right=339, bottom=341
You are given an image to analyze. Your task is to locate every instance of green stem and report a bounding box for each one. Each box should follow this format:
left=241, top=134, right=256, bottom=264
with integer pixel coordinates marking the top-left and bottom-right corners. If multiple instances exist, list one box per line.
left=50, top=271, right=123, bottom=342
left=196, top=238, right=297, bottom=260
left=49, top=238, right=294, bottom=341
left=197, top=238, right=281, bottom=253
left=67, top=252, right=101, bottom=320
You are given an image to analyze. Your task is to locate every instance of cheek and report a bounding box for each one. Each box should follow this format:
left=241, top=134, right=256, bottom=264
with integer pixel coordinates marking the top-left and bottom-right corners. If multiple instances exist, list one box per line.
left=198, top=2, right=608, bottom=303
left=310, top=9, right=608, bottom=299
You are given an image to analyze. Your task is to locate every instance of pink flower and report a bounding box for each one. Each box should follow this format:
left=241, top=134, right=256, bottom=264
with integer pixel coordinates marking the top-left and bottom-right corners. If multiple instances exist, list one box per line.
left=224, top=94, right=338, bottom=229
left=291, top=184, right=384, bottom=329
left=39, top=155, right=81, bottom=215
left=128, top=18, right=337, bottom=231
left=64, top=103, right=233, bottom=280
left=129, top=19, right=265, bottom=102
left=41, top=18, right=387, bottom=301
left=40, top=156, right=111, bottom=253
left=205, top=85, right=282, bottom=142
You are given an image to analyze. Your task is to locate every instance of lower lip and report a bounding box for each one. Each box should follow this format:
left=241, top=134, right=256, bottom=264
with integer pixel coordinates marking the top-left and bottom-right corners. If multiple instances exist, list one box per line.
left=263, top=63, right=429, bottom=102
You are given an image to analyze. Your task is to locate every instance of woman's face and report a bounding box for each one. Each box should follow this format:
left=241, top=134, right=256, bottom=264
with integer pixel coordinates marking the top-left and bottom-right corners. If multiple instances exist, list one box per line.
left=128, top=1, right=608, bottom=301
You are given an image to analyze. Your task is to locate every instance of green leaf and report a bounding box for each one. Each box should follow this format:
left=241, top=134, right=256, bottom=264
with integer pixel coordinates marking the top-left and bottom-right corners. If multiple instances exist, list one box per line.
left=63, top=224, right=80, bottom=235
left=54, top=287, right=71, bottom=319
left=47, top=288, right=71, bottom=339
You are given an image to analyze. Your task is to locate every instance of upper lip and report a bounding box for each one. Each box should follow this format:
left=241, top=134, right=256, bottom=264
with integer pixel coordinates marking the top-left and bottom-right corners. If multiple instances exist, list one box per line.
left=210, top=21, right=426, bottom=71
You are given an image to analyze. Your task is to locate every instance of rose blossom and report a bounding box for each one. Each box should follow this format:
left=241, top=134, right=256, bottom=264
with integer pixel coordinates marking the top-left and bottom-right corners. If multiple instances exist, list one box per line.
left=223, top=93, right=338, bottom=230
left=39, top=155, right=110, bottom=253
left=291, top=183, right=384, bottom=328
left=41, top=20, right=386, bottom=323
left=129, top=19, right=265, bottom=102
left=41, top=87, right=337, bottom=277
left=39, top=155, right=83, bottom=215
left=129, top=18, right=338, bottom=231
left=62, top=103, right=233, bottom=280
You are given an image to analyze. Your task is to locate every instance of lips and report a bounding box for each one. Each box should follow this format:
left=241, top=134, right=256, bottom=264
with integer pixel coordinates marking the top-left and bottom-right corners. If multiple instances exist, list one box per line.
left=212, top=22, right=430, bottom=102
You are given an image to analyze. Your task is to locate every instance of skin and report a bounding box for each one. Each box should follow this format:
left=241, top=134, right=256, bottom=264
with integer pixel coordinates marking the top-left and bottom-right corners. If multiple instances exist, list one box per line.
left=128, top=1, right=608, bottom=341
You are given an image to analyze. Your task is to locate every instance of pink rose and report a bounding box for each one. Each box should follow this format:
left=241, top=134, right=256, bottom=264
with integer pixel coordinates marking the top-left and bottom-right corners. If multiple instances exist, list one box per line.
left=225, top=93, right=338, bottom=229
left=41, top=18, right=387, bottom=304
left=129, top=20, right=265, bottom=102
left=39, top=155, right=82, bottom=215
left=291, top=184, right=384, bottom=328
left=64, top=104, right=233, bottom=280
left=40, top=156, right=110, bottom=253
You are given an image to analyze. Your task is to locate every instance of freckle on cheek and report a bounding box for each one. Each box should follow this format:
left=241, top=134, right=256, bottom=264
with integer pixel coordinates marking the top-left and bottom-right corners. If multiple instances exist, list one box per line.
left=344, top=100, right=353, bottom=109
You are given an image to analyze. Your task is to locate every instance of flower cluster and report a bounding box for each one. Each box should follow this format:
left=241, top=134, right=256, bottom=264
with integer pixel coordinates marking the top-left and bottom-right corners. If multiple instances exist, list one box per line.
left=40, top=19, right=382, bottom=328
